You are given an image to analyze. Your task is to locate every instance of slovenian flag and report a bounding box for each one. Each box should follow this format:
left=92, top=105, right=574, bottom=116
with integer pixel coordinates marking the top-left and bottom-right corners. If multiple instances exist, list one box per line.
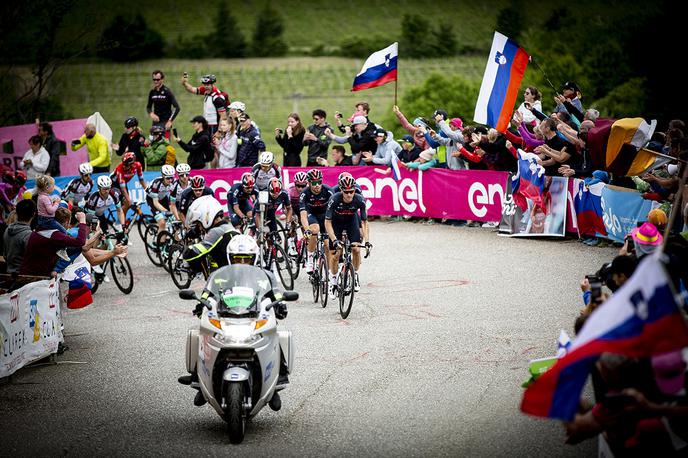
left=474, top=32, right=529, bottom=132
left=573, top=178, right=608, bottom=237
left=511, top=149, right=546, bottom=213
left=352, top=42, right=398, bottom=92
left=521, top=254, right=688, bottom=421
left=390, top=152, right=402, bottom=181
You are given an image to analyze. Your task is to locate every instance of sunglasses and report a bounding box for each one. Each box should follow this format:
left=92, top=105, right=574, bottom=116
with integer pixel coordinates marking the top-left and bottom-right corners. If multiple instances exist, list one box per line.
left=178, top=173, right=189, bottom=178
left=152, top=78, right=162, bottom=81
left=309, top=181, right=322, bottom=186
left=295, top=184, right=306, bottom=188
left=342, top=190, right=355, bottom=195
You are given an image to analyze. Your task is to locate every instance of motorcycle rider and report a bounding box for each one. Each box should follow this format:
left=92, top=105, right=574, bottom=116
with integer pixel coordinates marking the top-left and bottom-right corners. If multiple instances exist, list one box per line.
left=182, top=195, right=237, bottom=274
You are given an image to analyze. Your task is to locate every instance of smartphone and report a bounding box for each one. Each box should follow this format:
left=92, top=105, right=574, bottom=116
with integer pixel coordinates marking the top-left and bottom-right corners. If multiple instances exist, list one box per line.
left=586, top=275, right=602, bottom=301
left=183, top=72, right=188, bottom=78
left=172, top=128, right=178, bottom=138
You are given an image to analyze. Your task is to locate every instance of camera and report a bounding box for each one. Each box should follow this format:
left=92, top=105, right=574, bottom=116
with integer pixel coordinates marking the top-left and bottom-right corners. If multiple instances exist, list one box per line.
left=183, top=72, right=188, bottom=78
left=172, top=128, right=178, bottom=138
left=335, top=112, right=342, bottom=119
left=586, top=274, right=603, bottom=302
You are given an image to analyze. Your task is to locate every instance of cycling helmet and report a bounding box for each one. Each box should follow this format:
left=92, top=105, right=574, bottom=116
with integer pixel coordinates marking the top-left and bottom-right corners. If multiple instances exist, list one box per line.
left=339, top=176, right=356, bottom=191
left=241, top=172, right=255, bottom=188
left=122, top=152, right=136, bottom=166
left=79, top=163, right=94, bottom=175
left=293, top=171, right=308, bottom=185
left=228, top=101, right=246, bottom=112
left=307, top=169, right=322, bottom=182
left=337, top=171, right=353, bottom=186
left=150, top=125, right=165, bottom=135
left=200, top=74, right=217, bottom=84
left=190, top=175, right=206, bottom=190
left=259, top=151, right=274, bottom=166
left=124, top=116, right=138, bottom=128
left=226, top=234, right=258, bottom=265
left=186, top=195, right=224, bottom=230
left=97, top=175, right=112, bottom=189
left=161, top=164, right=175, bottom=178
left=268, top=177, right=282, bottom=194
left=14, top=171, right=27, bottom=186
left=176, top=163, right=191, bottom=174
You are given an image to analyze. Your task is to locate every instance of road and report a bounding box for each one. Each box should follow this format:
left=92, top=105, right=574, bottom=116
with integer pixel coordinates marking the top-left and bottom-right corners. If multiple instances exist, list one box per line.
left=0, top=221, right=616, bottom=456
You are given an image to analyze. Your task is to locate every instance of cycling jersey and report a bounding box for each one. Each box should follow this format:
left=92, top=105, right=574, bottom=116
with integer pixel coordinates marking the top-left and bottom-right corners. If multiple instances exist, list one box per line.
left=111, top=162, right=143, bottom=188
left=263, top=190, right=290, bottom=232
left=145, top=176, right=174, bottom=201
left=299, top=185, right=333, bottom=216
left=326, top=192, right=367, bottom=245
left=169, top=179, right=190, bottom=203
left=61, top=178, right=94, bottom=205
left=178, top=186, right=214, bottom=216
left=196, top=85, right=227, bottom=126
left=85, top=189, right=122, bottom=217
left=228, top=183, right=258, bottom=211
left=250, top=163, right=281, bottom=191
left=146, top=84, right=180, bottom=124
left=287, top=183, right=305, bottom=210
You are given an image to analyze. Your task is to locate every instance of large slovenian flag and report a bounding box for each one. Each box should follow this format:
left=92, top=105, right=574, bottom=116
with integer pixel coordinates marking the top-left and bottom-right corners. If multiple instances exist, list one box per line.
left=474, top=32, right=530, bottom=132
left=521, top=254, right=688, bottom=421
left=511, top=149, right=546, bottom=213
left=352, top=42, right=398, bottom=92
left=573, top=178, right=607, bottom=237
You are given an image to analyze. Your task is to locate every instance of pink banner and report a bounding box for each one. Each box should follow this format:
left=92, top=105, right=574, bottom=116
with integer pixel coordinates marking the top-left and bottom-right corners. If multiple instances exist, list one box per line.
left=0, top=118, right=89, bottom=175
left=200, top=166, right=509, bottom=221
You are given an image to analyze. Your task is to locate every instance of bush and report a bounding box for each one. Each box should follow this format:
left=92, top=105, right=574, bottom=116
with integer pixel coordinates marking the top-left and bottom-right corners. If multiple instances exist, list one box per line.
left=251, top=4, right=288, bottom=57
left=98, top=14, right=164, bottom=61
left=338, top=35, right=397, bottom=58
left=593, top=78, right=647, bottom=119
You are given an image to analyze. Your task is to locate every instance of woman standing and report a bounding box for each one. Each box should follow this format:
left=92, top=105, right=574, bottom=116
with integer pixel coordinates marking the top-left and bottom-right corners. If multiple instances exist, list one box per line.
left=275, top=112, right=305, bottom=166
left=514, top=86, right=542, bottom=129
left=213, top=118, right=238, bottom=169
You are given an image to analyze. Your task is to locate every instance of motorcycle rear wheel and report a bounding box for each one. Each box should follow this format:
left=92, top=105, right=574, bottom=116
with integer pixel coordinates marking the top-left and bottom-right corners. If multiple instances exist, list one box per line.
left=225, top=382, right=246, bottom=444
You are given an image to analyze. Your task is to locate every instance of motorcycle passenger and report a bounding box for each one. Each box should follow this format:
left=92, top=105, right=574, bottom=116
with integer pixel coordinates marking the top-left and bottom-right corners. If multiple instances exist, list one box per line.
left=61, top=162, right=94, bottom=207
left=145, top=164, right=176, bottom=233
left=169, top=163, right=191, bottom=221
left=255, top=177, right=292, bottom=234
left=299, top=168, right=333, bottom=273
left=251, top=151, right=281, bottom=191
left=182, top=195, right=237, bottom=274
left=228, top=172, right=258, bottom=228
left=325, top=175, right=369, bottom=297
left=84, top=175, right=126, bottom=234
left=111, top=151, right=146, bottom=217
left=176, top=175, right=214, bottom=223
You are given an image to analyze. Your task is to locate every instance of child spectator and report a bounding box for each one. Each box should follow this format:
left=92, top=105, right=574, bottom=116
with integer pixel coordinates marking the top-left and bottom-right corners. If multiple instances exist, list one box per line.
left=35, top=175, right=66, bottom=233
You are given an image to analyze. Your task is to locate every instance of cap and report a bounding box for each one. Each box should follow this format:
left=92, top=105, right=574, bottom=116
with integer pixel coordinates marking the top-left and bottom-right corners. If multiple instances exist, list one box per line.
left=401, top=134, right=414, bottom=144
left=419, top=149, right=436, bottom=162
left=190, top=115, right=207, bottom=123
left=449, top=118, right=464, bottom=129
left=562, top=81, right=581, bottom=93
left=352, top=115, right=367, bottom=126
left=652, top=350, right=687, bottom=395
left=375, top=128, right=387, bottom=137
left=239, top=113, right=250, bottom=121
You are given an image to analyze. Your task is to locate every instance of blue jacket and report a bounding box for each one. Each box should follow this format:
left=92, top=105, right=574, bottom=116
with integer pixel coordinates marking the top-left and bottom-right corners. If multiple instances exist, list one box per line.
left=236, top=125, right=266, bottom=167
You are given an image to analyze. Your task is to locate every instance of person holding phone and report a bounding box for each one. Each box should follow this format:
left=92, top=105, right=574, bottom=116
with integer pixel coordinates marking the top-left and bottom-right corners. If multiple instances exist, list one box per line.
left=275, top=112, right=305, bottom=166
left=146, top=70, right=180, bottom=139
left=514, top=86, right=542, bottom=128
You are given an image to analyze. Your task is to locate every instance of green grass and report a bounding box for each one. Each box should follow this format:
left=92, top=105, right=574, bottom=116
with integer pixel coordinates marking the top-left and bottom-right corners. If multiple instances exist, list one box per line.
left=49, top=56, right=485, bottom=165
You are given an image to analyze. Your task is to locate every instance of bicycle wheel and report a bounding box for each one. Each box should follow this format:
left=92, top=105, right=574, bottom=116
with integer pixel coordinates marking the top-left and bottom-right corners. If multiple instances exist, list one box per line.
left=90, top=267, right=103, bottom=295
left=144, top=224, right=162, bottom=266
left=274, top=218, right=288, bottom=251
left=110, top=256, right=134, bottom=294
left=339, top=262, right=355, bottom=319
left=310, top=254, right=319, bottom=303
left=273, top=244, right=294, bottom=291
left=137, top=215, right=154, bottom=241
left=318, top=255, right=328, bottom=308
left=168, top=244, right=192, bottom=289
left=289, top=237, right=301, bottom=280
left=156, top=230, right=174, bottom=272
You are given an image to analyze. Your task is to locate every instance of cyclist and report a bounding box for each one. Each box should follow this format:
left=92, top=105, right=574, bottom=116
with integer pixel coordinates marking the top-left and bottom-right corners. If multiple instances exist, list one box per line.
left=228, top=172, right=258, bottom=228
left=61, top=162, right=94, bottom=207
left=299, top=168, right=334, bottom=273
left=285, top=171, right=308, bottom=255
left=110, top=152, right=146, bottom=216
left=84, top=175, right=125, bottom=234
left=176, top=175, right=214, bottom=223
left=182, top=195, right=237, bottom=274
left=256, top=177, right=292, bottom=234
left=169, top=163, right=191, bottom=221
left=325, top=175, right=369, bottom=297
left=330, top=171, right=363, bottom=195
left=251, top=151, right=281, bottom=191
left=145, top=165, right=176, bottom=233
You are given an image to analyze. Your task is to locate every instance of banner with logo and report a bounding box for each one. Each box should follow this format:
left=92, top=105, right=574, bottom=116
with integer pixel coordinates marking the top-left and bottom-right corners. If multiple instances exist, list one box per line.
left=499, top=176, right=568, bottom=236
left=0, top=280, right=63, bottom=378
left=39, top=167, right=511, bottom=222
left=600, top=185, right=654, bottom=243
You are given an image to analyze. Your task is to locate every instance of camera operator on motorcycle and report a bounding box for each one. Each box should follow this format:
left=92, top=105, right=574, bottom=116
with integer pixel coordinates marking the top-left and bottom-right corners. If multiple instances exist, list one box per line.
left=182, top=195, right=237, bottom=274
left=325, top=175, right=370, bottom=298
left=299, top=168, right=334, bottom=274
left=145, top=164, right=176, bottom=233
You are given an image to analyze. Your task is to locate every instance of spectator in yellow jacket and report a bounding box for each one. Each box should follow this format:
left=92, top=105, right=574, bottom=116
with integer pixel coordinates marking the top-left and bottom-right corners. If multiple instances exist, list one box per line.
left=71, top=123, right=110, bottom=172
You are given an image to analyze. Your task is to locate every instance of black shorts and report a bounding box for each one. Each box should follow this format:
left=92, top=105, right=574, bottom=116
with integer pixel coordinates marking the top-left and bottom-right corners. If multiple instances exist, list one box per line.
left=146, top=196, right=170, bottom=220
left=329, top=218, right=361, bottom=249
left=307, top=213, right=326, bottom=233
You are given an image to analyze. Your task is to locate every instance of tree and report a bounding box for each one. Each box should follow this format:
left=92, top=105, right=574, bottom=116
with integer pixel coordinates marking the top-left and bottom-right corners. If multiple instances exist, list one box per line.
left=212, top=1, right=247, bottom=58
left=495, top=1, right=523, bottom=42
left=98, top=14, right=164, bottom=62
left=400, top=14, right=436, bottom=58
left=250, top=4, right=288, bottom=57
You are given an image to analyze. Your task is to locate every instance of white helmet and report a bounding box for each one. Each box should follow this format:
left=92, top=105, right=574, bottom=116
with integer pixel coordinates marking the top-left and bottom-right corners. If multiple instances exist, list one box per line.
left=226, top=234, right=258, bottom=265
left=97, top=175, right=112, bottom=189
left=161, top=164, right=175, bottom=178
left=79, top=163, right=93, bottom=175
left=229, top=101, right=246, bottom=112
left=259, top=151, right=274, bottom=165
left=176, top=163, right=191, bottom=174
left=186, top=195, right=224, bottom=229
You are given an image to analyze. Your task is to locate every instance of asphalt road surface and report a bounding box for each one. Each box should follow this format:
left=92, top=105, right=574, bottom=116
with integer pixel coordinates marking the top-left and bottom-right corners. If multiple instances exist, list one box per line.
left=0, top=220, right=617, bottom=456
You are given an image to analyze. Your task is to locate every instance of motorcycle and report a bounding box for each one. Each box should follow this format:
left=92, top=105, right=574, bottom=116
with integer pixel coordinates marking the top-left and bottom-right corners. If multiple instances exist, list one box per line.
left=178, top=264, right=298, bottom=443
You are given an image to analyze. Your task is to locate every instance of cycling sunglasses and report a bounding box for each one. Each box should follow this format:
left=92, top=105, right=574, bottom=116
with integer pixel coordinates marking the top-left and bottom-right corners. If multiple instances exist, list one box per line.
left=342, top=189, right=355, bottom=195
left=178, top=173, right=189, bottom=178
left=309, top=180, right=322, bottom=186
left=294, top=183, right=306, bottom=188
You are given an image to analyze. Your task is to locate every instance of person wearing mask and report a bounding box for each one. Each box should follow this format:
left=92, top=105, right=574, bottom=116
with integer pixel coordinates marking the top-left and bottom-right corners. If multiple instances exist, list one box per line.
left=38, top=121, right=61, bottom=176
left=303, top=109, right=332, bottom=166
left=236, top=113, right=265, bottom=167
left=113, top=116, right=146, bottom=168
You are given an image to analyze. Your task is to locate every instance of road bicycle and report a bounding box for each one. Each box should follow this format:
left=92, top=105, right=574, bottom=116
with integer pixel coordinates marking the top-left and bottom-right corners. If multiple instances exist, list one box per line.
left=334, top=231, right=372, bottom=319
left=308, top=232, right=329, bottom=307
left=90, top=231, right=134, bottom=295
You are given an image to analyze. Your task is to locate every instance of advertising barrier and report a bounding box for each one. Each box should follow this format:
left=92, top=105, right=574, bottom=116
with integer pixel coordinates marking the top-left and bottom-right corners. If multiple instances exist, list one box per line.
left=600, top=185, right=655, bottom=243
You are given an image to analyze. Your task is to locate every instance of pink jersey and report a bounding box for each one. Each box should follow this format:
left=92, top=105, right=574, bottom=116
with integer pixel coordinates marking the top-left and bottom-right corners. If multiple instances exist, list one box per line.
left=287, top=183, right=302, bottom=210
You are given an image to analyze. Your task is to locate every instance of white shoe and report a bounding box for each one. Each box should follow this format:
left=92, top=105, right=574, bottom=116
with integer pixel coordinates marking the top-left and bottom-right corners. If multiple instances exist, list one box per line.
left=57, top=249, right=70, bottom=261
left=306, top=256, right=314, bottom=273
left=103, top=275, right=111, bottom=283
left=328, top=283, right=337, bottom=300
left=92, top=264, right=104, bottom=274
left=354, top=272, right=360, bottom=292
left=481, top=221, right=499, bottom=228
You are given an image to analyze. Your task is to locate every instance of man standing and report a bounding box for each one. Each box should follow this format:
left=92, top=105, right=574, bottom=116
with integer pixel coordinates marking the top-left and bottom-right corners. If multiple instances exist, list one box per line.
left=236, top=113, right=265, bottom=167
left=304, top=109, right=331, bottom=167
left=147, top=70, right=180, bottom=138
left=38, top=122, right=61, bottom=176
left=181, top=73, right=227, bottom=135
left=71, top=123, right=110, bottom=173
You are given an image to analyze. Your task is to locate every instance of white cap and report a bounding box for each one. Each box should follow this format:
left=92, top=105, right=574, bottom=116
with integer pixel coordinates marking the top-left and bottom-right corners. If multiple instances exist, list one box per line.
left=352, top=115, right=367, bottom=126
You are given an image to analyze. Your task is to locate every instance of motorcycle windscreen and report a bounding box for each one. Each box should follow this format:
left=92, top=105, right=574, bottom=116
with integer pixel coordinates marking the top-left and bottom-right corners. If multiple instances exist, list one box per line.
left=205, top=264, right=273, bottom=316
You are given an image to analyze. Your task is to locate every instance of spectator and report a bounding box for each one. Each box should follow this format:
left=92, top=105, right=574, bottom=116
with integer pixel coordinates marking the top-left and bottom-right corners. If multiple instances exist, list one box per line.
left=620, top=221, right=663, bottom=258
left=336, top=101, right=372, bottom=134
left=35, top=175, right=66, bottom=234
left=173, top=116, right=213, bottom=170
left=38, top=122, right=61, bottom=177
left=142, top=125, right=170, bottom=171
left=361, top=128, right=401, bottom=166
left=70, top=123, right=110, bottom=173
left=647, top=208, right=668, bottom=233
left=514, top=86, right=542, bottom=128
left=275, top=112, right=305, bottom=166
left=22, top=135, right=50, bottom=179
left=3, top=199, right=35, bottom=274
left=319, top=145, right=353, bottom=166
left=534, top=118, right=577, bottom=176
left=235, top=113, right=266, bottom=167
left=398, top=135, right=421, bottom=164
left=428, top=113, right=466, bottom=170
left=227, top=100, right=261, bottom=134
left=146, top=69, right=180, bottom=137
left=213, top=118, right=238, bottom=169
left=325, top=115, right=377, bottom=165
left=555, top=81, right=584, bottom=114
left=400, top=149, right=437, bottom=171
left=112, top=116, right=146, bottom=169
left=392, top=105, right=432, bottom=152
left=19, top=207, right=88, bottom=277
left=181, top=73, right=227, bottom=135
left=303, top=109, right=332, bottom=166
left=584, top=108, right=599, bottom=123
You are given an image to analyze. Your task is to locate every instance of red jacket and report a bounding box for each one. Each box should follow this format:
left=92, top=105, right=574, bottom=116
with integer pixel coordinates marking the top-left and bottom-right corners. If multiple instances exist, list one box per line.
left=19, top=224, right=88, bottom=277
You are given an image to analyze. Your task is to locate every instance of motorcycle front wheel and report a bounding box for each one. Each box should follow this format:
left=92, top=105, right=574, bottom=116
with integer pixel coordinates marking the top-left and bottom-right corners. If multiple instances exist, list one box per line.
left=225, top=382, right=246, bottom=444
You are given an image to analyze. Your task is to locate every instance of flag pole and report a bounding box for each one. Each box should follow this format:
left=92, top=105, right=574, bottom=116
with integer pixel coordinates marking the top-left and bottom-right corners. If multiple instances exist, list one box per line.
left=529, top=56, right=558, bottom=94
left=394, top=79, right=398, bottom=107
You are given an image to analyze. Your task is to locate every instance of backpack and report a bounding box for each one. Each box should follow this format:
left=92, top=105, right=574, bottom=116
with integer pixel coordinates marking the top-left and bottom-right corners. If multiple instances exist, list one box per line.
left=165, top=144, right=177, bottom=166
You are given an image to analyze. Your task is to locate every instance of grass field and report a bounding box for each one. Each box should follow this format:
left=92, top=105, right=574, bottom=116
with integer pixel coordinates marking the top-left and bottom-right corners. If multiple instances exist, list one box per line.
left=49, top=56, right=485, bottom=165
